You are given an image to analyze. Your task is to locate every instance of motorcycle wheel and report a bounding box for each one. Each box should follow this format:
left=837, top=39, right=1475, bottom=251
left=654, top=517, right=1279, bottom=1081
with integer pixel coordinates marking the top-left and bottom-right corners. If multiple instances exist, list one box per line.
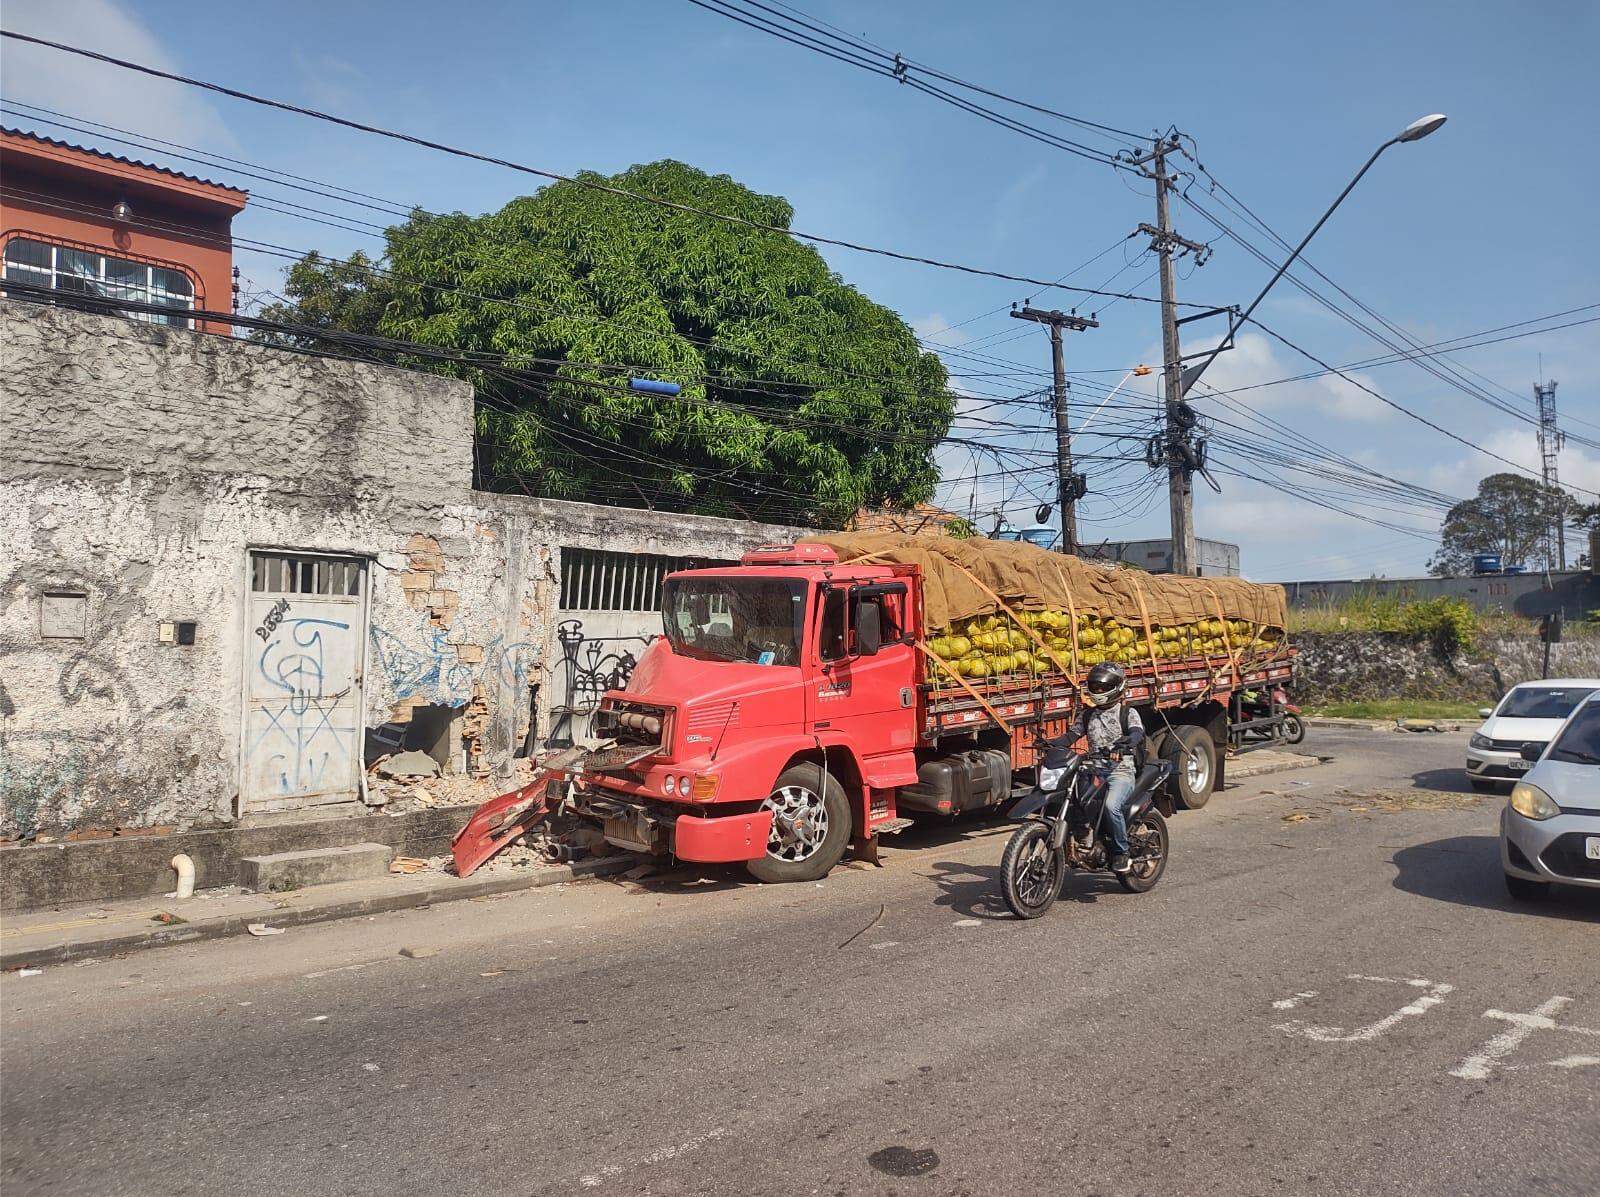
left=1117, top=809, right=1169, bottom=893
left=1282, top=715, right=1306, bottom=745
left=1000, top=822, right=1064, bottom=919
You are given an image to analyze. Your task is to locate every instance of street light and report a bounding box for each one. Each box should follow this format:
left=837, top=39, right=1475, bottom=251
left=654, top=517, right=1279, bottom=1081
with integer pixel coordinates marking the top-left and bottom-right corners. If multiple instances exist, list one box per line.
left=1180, top=113, right=1447, bottom=397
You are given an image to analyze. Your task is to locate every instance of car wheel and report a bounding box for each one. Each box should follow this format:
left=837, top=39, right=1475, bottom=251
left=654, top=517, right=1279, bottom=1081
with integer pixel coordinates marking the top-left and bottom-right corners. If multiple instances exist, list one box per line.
left=1503, top=870, right=1548, bottom=902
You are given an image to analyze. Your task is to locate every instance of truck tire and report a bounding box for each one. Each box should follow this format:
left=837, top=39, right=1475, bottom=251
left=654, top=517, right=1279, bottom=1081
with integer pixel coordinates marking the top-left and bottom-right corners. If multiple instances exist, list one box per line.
left=747, top=763, right=852, bottom=883
left=1165, top=724, right=1217, bottom=810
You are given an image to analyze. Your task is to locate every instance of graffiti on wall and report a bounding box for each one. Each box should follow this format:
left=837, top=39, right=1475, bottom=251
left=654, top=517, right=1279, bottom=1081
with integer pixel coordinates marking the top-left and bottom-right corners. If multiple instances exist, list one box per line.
left=247, top=615, right=356, bottom=798
left=547, top=618, right=658, bottom=746
left=367, top=616, right=538, bottom=709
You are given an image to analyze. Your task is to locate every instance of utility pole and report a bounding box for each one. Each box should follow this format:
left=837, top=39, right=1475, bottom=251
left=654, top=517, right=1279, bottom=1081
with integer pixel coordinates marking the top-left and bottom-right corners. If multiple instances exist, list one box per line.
left=1127, top=135, right=1211, bottom=575
left=1534, top=379, right=1564, bottom=569
left=1010, top=303, right=1098, bottom=553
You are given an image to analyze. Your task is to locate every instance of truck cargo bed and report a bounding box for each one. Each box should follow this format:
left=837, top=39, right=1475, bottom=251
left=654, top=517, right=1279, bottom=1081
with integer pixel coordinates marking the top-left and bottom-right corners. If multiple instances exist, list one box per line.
left=922, top=649, right=1296, bottom=738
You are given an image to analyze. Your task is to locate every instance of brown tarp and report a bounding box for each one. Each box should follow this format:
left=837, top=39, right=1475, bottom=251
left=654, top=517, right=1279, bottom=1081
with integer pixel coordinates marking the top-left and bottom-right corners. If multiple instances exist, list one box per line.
left=802, top=533, right=1287, bottom=633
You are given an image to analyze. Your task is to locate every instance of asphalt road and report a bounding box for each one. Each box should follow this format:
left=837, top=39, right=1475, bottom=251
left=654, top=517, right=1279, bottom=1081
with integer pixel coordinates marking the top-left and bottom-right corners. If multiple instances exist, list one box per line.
left=3, top=728, right=1596, bottom=1197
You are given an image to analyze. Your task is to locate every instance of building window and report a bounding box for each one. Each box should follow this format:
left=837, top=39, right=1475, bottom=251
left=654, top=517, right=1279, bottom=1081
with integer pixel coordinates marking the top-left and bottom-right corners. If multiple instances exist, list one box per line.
left=2, top=236, right=195, bottom=328
left=250, top=552, right=364, bottom=597
left=560, top=548, right=729, bottom=612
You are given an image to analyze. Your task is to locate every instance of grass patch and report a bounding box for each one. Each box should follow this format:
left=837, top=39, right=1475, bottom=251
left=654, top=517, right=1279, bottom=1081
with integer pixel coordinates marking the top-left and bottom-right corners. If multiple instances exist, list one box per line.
left=1306, top=699, right=1486, bottom=720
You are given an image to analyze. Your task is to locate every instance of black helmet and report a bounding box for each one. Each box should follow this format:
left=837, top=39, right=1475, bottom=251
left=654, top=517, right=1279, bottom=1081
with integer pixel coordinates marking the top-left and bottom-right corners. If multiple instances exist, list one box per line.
left=1084, top=661, right=1126, bottom=708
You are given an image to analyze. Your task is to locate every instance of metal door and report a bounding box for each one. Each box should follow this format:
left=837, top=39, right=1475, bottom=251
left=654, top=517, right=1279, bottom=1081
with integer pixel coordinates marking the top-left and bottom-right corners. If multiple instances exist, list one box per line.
left=242, top=552, right=367, bottom=811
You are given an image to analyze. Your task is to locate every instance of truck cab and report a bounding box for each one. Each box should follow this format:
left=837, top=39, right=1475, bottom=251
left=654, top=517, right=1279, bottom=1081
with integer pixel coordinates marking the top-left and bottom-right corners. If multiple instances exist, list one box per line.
left=578, top=543, right=924, bottom=881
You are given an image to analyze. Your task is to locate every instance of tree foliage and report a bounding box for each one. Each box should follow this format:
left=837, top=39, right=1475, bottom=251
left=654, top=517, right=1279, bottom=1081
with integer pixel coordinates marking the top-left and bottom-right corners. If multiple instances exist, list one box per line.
left=256, top=161, right=953, bottom=526
left=1427, top=472, right=1574, bottom=576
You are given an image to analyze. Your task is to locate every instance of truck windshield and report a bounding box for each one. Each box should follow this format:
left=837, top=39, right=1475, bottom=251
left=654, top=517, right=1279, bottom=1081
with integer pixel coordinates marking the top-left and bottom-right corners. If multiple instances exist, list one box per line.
left=662, top=577, right=808, bottom=666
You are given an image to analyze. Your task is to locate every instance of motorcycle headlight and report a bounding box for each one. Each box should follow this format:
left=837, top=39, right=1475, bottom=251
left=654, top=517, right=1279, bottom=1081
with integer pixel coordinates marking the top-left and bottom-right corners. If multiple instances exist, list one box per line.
left=1509, top=782, right=1560, bottom=821
left=1468, top=733, right=1492, bottom=750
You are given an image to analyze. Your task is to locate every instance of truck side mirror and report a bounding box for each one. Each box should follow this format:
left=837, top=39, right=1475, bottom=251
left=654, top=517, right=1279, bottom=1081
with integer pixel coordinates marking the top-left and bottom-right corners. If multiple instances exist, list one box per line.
left=855, top=600, right=882, bottom=657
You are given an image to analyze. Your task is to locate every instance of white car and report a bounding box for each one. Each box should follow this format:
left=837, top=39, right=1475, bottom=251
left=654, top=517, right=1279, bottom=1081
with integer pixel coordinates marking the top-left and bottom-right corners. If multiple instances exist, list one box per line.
left=1500, top=691, right=1600, bottom=900
left=1466, top=679, right=1600, bottom=791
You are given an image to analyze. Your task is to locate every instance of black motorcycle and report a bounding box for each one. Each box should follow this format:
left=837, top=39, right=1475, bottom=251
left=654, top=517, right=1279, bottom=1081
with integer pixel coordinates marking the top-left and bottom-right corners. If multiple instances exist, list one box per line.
left=1000, top=738, right=1173, bottom=919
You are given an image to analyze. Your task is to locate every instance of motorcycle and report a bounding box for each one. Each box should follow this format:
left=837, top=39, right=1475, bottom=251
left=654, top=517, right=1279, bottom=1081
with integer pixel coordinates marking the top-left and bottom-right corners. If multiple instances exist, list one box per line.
left=1000, top=738, right=1173, bottom=920
left=1239, top=684, right=1305, bottom=746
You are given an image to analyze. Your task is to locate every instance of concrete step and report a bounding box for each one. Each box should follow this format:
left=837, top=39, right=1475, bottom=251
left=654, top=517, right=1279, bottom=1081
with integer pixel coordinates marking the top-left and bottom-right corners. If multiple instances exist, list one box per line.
left=239, top=842, right=395, bottom=892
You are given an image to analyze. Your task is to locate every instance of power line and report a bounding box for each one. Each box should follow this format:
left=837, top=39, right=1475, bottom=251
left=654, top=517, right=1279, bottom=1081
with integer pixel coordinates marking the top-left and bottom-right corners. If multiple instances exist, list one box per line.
left=0, top=30, right=1200, bottom=308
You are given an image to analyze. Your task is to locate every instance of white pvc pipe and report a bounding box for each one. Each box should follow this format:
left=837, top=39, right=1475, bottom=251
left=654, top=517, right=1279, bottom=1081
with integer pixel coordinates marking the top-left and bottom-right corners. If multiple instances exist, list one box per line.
left=170, top=853, right=195, bottom=900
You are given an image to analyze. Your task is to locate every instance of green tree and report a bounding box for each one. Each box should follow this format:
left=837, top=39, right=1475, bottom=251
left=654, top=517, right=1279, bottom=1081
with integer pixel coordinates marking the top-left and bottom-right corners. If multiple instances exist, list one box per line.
left=1427, top=472, right=1574, bottom=576
left=256, top=161, right=953, bottom=526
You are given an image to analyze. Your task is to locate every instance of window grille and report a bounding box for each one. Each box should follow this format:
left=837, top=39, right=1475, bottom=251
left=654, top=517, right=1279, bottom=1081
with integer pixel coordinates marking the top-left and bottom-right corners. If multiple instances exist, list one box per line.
left=3, top=236, right=195, bottom=327
left=560, top=548, right=725, bottom=612
left=250, top=552, right=365, bottom=597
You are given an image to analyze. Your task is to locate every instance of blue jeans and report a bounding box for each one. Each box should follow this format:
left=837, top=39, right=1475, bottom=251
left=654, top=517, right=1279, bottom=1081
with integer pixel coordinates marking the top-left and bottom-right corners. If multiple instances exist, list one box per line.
left=1099, top=773, right=1135, bottom=857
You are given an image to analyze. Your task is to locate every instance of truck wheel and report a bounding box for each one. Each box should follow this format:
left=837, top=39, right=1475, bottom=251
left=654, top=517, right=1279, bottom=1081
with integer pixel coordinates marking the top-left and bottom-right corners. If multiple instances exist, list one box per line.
left=747, top=763, right=852, bottom=883
left=1164, top=725, right=1217, bottom=810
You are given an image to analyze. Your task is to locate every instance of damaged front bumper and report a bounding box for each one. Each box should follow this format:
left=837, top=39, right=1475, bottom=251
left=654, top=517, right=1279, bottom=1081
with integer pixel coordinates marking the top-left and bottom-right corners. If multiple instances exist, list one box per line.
left=575, top=787, right=772, bottom=864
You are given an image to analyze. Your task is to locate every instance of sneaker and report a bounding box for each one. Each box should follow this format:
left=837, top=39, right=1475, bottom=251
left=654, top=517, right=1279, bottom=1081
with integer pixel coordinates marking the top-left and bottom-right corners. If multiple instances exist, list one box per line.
left=1110, top=853, right=1132, bottom=874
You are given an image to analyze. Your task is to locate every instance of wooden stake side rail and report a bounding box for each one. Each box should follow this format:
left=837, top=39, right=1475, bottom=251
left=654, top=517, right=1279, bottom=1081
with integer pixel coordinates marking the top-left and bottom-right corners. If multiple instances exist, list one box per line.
left=921, top=650, right=1297, bottom=739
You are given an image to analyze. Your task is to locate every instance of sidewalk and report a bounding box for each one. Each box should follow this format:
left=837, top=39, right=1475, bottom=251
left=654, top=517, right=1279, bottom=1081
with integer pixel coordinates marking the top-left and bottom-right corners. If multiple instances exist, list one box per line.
left=1, top=853, right=636, bottom=970
left=1307, top=716, right=1473, bottom=732
left=1227, top=749, right=1324, bottom=779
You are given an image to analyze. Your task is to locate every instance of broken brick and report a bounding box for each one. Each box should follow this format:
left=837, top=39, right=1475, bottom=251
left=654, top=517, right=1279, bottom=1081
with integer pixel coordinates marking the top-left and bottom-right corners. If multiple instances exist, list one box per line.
left=398, top=570, right=435, bottom=591
left=456, top=643, right=484, bottom=664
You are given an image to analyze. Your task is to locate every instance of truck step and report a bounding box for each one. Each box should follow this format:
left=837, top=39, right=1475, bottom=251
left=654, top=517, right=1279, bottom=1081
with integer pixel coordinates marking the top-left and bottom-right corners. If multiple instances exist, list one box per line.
left=873, top=817, right=916, bottom=836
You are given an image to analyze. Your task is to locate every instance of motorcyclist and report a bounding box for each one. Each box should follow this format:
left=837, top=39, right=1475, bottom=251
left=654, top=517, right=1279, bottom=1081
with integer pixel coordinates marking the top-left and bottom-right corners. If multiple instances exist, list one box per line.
left=1066, top=662, right=1144, bottom=874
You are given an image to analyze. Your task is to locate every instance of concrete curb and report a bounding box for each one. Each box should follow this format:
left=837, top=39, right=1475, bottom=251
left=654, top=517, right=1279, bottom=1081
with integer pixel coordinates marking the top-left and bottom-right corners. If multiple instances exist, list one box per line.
left=1226, top=752, right=1325, bottom=780
left=1, top=854, right=637, bottom=970
left=1307, top=717, right=1473, bottom=732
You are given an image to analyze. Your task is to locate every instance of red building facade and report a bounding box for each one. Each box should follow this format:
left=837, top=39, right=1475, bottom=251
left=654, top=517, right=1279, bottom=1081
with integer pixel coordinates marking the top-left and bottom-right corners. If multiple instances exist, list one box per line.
left=0, top=127, right=247, bottom=334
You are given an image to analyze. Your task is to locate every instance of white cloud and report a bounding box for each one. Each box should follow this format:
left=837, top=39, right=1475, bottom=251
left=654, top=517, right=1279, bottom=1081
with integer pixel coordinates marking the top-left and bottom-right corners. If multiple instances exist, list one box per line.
left=1191, top=331, right=1392, bottom=422
left=1424, top=426, right=1600, bottom=501
left=912, top=312, right=970, bottom=348
left=1, top=0, right=234, bottom=148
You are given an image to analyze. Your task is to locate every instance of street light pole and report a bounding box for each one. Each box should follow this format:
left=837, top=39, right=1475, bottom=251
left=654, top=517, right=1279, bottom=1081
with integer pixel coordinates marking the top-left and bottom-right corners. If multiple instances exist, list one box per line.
left=1179, top=113, right=1448, bottom=400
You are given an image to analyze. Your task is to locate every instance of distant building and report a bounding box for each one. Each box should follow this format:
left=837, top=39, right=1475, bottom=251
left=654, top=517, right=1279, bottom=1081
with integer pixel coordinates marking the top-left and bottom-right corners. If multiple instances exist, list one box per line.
left=0, top=127, right=248, bottom=334
left=1092, top=537, right=1241, bottom=577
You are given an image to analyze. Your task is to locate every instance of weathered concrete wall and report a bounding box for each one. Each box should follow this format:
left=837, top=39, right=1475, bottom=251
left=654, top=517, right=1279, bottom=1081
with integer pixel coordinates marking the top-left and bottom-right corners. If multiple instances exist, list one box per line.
left=1291, top=629, right=1600, bottom=707
left=1279, top=570, right=1600, bottom=623
left=0, top=301, right=807, bottom=844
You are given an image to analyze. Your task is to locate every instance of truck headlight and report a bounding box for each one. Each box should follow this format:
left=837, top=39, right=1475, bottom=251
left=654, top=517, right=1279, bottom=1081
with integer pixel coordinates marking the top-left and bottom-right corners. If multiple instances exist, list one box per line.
left=1468, top=733, right=1492, bottom=750
left=662, top=775, right=678, bottom=796
left=1510, top=782, right=1559, bottom=821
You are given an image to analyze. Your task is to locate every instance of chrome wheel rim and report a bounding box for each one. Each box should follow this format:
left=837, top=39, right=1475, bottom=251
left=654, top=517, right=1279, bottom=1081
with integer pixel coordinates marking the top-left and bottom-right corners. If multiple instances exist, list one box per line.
left=1185, top=746, right=1210, bottom=793
left=1014, top=834, right=1058, bottom=908
left=763, top=785, right=828, bottom=862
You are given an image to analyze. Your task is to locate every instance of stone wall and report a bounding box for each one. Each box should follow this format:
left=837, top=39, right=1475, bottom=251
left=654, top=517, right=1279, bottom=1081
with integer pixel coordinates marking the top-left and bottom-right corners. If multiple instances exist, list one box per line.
left=0, top=302, right=807, bottom=841
left=1291, top=628, right=1600, bottom=707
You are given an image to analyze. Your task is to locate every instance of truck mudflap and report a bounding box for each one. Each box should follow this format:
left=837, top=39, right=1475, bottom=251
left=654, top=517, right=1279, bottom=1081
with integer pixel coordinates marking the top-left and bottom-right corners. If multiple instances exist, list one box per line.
left=450, top=772, right=557, bottom=879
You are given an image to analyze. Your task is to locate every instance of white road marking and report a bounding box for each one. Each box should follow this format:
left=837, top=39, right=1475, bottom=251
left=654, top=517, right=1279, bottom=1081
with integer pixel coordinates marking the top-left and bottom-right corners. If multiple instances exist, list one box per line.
left=1272, top=991, right=1318, bottom=1010
left=576, top=1127, right=727, bottom=1188
left=1450, top=997, right=1600, bottom=1080
left=1275, top=974, right=1452, bottom=1042
left=869, top=941, right=900, bottom=950
left=953, top=918, right=982, bottom=927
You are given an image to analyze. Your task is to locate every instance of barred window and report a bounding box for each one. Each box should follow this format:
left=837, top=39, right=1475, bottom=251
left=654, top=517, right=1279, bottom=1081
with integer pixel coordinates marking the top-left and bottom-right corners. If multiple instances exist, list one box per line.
left=560, top=547, right=727, bottom=612
left=250, top=551, right=364, bottom=597
left=3, top=236, right=195, bottom=328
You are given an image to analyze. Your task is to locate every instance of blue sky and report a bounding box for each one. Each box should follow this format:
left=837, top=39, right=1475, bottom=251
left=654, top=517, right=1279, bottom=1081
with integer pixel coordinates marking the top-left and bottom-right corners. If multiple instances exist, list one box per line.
left=5, top=0, right=1597, bottom=579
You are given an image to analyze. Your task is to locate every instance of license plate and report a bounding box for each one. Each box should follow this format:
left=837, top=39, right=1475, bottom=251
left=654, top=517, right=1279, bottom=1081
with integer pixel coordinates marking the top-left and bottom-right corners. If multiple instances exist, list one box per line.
left=1586, top=838, right=1600, bottom=861
left=1510, top=758, right=1531, bottom=771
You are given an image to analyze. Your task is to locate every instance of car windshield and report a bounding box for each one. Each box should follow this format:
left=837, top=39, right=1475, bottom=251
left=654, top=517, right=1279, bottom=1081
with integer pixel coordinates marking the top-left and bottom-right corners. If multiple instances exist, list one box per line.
left=1496, top=686, right=1597, bottom=719
left=1548, top=702, right=1600, bottom=766
left=662, top=576, right=807, bottom=666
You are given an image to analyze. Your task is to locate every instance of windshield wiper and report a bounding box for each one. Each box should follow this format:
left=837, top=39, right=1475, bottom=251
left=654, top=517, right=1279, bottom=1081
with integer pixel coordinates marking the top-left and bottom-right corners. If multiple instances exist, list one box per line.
left=1552, top=749, right=1600, bottom=764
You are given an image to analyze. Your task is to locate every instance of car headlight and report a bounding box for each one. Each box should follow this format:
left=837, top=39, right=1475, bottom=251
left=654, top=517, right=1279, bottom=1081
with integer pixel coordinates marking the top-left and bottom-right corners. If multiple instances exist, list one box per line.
left=1510, top=782, right=1560, bottom=821
left=1469, top=733, right=1492, bottom=750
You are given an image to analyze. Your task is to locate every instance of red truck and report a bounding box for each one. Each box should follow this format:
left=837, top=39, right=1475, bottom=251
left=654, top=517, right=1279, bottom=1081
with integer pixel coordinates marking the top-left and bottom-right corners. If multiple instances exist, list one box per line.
left=455, top=541, right=1298, bottom=882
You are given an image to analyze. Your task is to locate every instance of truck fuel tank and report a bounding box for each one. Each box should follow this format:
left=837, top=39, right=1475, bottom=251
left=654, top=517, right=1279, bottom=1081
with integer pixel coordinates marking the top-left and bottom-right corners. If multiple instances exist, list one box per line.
left=897, top=748, right=1013, bottom=815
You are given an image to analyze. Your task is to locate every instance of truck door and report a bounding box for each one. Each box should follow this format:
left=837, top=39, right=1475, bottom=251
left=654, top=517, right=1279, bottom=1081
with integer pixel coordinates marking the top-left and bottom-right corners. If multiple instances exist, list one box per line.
left=808, top=582, right=919, bottom=773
